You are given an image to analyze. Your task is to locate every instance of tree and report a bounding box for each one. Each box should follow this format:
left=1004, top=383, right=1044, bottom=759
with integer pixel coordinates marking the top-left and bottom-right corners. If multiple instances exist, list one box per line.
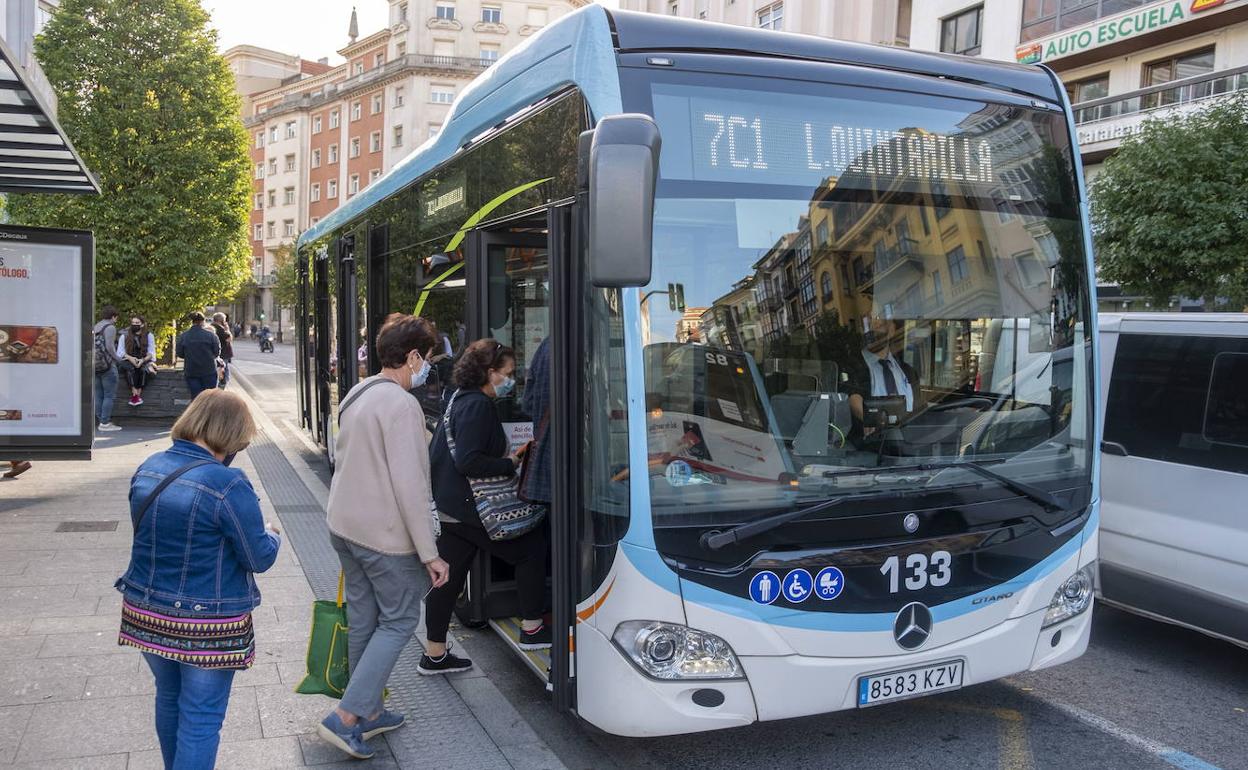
left=6, top=0, right=252, bottom=351
left=1090, top=95, right=1248, bottom=307
left=271, top=243, right=298, bottom=312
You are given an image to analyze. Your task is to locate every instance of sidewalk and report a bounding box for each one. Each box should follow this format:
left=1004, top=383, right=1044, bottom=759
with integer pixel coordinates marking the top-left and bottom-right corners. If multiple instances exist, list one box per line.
left=0, top=377, right=565, bottom=769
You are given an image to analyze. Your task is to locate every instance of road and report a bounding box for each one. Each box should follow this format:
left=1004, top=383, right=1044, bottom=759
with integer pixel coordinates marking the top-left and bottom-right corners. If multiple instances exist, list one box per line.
left=230, top=345, right=1247, bottom=770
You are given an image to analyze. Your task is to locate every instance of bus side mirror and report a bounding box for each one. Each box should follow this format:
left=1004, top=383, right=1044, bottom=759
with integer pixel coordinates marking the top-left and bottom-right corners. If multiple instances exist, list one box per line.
left=587, top=114, right=661, bottom=288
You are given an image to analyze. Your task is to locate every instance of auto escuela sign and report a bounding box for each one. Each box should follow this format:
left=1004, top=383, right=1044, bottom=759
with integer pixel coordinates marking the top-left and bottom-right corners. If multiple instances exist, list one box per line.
left=1016, top=0, right=1235, bottom=64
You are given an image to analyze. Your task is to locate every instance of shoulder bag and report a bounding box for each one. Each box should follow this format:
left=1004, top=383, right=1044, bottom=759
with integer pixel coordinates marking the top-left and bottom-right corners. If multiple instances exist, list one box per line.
left=443, top=390, right=547, bottom=541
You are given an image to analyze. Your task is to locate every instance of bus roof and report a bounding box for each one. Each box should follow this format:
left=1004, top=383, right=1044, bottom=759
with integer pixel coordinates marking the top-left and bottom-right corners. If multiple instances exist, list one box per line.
left=298, top=5, right=1064, bottom=250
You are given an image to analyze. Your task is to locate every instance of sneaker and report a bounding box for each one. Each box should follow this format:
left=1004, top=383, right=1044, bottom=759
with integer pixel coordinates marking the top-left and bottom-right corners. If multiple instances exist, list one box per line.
left=97, top=422, right=122, bottom=432
left=3, top=461, right=31, bottom=479
left=359, top=709, right=405, bottom=740
left=417, top=650, right=474, bottom=675
left=127, top=396, right=139, bottom=406
left=316, top=712, right=375, bottom=760
left=133, top=396, right=144, bottom=406
left=518, top=622, right=552, bottom=651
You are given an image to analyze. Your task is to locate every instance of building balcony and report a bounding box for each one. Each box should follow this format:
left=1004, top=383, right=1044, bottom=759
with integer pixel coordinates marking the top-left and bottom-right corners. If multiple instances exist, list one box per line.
left=1073, top=65, right=1248, bottom=156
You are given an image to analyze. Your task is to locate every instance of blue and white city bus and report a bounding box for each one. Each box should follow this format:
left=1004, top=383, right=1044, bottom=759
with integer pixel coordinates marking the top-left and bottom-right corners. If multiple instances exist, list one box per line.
left=294, top=7, right=1100, bottom=737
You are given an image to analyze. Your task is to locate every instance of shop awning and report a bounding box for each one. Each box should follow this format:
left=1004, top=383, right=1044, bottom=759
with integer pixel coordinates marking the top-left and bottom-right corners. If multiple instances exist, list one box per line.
left=0, top=36, right=98, bottom=195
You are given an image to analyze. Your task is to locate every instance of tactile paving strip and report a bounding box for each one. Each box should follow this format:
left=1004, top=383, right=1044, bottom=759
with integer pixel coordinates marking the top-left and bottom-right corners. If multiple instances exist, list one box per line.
left=246, top=427, right=512, bottom=769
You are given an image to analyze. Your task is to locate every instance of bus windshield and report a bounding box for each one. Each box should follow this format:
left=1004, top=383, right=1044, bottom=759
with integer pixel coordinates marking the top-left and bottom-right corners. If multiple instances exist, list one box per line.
left=635, top=72, right=1094, bottom=525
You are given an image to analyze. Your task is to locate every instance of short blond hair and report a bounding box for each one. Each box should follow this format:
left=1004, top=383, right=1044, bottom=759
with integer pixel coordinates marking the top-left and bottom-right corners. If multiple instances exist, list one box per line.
left=171, top=390, right=255, bottom=455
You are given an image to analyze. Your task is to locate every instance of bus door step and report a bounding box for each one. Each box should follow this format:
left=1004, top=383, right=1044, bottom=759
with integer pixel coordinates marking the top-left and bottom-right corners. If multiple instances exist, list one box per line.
left=488, top=617, right=551, bottom=683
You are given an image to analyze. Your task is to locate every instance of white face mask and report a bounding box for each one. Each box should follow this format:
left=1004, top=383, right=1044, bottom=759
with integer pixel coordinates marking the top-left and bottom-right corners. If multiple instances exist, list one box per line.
left=410, top=359, right=431, bottom=388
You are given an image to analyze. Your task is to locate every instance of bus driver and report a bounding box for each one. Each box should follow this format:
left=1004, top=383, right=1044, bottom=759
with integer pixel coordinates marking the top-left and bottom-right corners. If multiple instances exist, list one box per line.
left=846, top=315, right=922, bottom=442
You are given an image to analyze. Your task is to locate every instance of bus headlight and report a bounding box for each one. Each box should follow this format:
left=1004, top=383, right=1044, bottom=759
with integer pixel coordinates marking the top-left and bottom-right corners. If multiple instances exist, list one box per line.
left=1042, top=564, right=1095, bottom=628
left=612, top=621, right=743, bottom=680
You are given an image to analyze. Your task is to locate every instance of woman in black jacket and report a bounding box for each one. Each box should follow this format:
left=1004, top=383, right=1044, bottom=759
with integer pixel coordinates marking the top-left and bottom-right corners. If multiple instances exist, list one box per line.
left=419, top=339, right=549, bottom=674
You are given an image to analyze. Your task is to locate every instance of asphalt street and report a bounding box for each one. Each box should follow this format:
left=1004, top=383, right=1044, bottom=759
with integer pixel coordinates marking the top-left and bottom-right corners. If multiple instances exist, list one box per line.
left=231, top=343, right=1247, bottom=770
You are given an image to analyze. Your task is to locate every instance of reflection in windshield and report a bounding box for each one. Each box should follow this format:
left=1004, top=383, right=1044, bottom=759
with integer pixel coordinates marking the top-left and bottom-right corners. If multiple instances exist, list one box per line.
left=640, top=82, right=1093, bottom=518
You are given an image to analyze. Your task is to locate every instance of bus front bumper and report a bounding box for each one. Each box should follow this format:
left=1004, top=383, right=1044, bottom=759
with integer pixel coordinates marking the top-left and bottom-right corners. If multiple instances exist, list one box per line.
left=575, top=603, right=1091, bottom=736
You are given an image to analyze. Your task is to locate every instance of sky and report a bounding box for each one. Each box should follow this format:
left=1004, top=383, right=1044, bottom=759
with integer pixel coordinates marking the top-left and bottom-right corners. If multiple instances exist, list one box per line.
left=204, top=0, right=618, bottom=64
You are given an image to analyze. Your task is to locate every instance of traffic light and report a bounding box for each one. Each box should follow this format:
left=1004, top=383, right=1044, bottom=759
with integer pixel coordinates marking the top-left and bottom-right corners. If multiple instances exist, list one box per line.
left=667, top=283, right=686, bottom=312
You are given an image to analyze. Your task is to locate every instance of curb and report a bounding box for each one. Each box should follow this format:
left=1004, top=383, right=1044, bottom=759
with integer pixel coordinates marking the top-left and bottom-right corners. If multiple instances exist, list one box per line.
left=228, top=363, right=569, bottom=770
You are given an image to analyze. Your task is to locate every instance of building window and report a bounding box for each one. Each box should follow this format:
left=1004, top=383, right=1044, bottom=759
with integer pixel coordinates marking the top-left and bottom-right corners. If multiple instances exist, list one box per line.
left=394, top=86, right=405, bottom=107
left=312, top=115, right=322, bottom=134
left=398, top=1, right=408, bottom=22
left=1143, top=48, right=1216, bottom=108
left=254, top=162, right=264, bottom=179
left=283, top=187, right=295, bottom=205
left=370, top=93, right=382, bottom=115
left=282, top=220, right=294, bottom=237
left=431, top=86, right=454, bottom=104
left=284, top=154, right=295, bottom=172
left=268, top=158, right=277, bottom=175
left=370, top=131, right=382, bottom=153
left=480, top=46, right=499, bottom=65
left=254, top=131, right=264, bottom=148
left=820, top=272, right=833, bottom=301
left=941, top=5, right=982, bottom=56
left=349, top=137, right=361, bottom=158
left=311, top=182, right=321, bottom=202
left=350, top=101, right=361, bottom=121
left=348, top=174, right=360, bottom=196
left=329, top=143, right=339, bottom=163
left=269, top=126, right=278, bottom=143
left=311, top=216, right=320, bottom=226
left=668, top=1, right=678, bottom=15
left=1022, top=0, right=1152, bottom=43
left=329, top=109, right=340, bottom=128
left=253, top=223, right=263, bottom=241
left=932, top=270, right=944, bottom=305
left=429, top=123, right=441, bottom=137
left=353, top=61, right=364, bottom=76
left=369, top=169, right=381, bottom=183
left=327, top=179, right=338, bottom=198
left=481, top=4, right=501, bottom=23
left=374, top=52, right=384, bottom=67
left=285, top=121, right=296, bottom=139
left=526, top=6, right=547, bottom=27
left=396, top=41, right=407, bottom=57
left=253, top=193, right=263, bottom=210
left=312, top=148, right=321, bottom=168
left=757, top=2, right=783, bottom=30
left=266, top=221, right=275, bottom=239
left=1067, top=73, right=1109, bottom=104
left=393, top=125, right=404, bottom=147
left=436, top=2, right=455, bottom=20
left=946, top=246, right=969, bottom=284
left=267, top=189, right=276, bottom=208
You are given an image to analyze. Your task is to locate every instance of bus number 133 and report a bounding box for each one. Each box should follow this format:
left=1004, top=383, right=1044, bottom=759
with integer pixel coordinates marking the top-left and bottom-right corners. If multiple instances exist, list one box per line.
left=881, top=551, right=952, bottom=593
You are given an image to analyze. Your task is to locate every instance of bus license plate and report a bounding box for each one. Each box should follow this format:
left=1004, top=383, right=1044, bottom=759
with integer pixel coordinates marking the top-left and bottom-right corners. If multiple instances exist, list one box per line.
left=857, top=659, right=964, bottom=707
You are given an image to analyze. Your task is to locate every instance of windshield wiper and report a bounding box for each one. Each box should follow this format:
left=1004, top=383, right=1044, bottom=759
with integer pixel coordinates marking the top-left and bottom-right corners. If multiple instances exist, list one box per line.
left=911, top=460, right=1063, bottom=512
left=700, top=498, right=847, bottom=551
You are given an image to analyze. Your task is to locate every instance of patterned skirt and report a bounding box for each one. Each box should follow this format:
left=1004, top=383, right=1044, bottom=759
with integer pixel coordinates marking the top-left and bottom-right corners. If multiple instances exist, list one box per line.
left=118, top=599, right=255, bottom=670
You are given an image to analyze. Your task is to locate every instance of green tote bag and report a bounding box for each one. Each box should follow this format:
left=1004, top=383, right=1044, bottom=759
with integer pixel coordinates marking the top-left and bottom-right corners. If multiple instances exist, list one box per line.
left=295, top=572, right=350, bottom=698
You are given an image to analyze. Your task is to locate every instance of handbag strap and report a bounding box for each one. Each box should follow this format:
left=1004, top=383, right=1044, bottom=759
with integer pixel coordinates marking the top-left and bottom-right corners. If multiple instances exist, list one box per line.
left=132, top=459, right=213, bottom=532
left=442, top=389, right=461, bottom=462
left=337, top=377, right=399, bottom=425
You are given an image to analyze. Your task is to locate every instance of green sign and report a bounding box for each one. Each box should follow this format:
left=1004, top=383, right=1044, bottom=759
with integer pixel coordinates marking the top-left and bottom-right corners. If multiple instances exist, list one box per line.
left=1017, top=0, right=1199, bottom=63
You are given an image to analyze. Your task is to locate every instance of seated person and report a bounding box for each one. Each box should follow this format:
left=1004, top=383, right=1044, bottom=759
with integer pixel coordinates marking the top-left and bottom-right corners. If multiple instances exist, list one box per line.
left=844, top=316, right=923, bottom=444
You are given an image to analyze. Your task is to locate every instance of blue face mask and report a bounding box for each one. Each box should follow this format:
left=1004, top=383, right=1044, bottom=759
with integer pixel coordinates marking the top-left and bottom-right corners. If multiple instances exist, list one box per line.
left=410, top=360, right=431, bottom=389
left=494, top=375, right=515, bottom=398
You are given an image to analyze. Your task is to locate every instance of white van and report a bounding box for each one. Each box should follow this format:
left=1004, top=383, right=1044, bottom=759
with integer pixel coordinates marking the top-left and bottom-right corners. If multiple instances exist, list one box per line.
left=1097, top=313, right=1248, bottom=648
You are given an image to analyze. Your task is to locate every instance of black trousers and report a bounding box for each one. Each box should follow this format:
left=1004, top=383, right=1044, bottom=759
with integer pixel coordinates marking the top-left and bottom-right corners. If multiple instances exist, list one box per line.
left=424, top=521, right=548, bottom=644
left=121, top=361, right=150, bottom=390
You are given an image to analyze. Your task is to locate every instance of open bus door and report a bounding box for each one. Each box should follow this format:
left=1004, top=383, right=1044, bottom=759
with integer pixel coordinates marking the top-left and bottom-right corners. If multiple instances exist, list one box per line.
left=453, top=208, right=577, bottom=712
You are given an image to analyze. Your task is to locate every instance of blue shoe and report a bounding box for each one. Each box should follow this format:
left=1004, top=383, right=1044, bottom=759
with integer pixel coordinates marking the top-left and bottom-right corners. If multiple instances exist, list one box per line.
left=359, top=709, right=406, bottom=740
left=316, top=711, right=375, bottom=760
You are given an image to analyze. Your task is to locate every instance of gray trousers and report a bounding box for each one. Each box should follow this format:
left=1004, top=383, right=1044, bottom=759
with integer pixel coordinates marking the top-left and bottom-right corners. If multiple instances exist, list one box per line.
left=330, top=534, right=430, bottom=719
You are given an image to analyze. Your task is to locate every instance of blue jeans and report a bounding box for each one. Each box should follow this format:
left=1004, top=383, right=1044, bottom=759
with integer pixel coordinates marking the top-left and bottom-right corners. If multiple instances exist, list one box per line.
left=94, top=365, right=118, bottom=424
left=185, top=374, right=217, bottom=399
left=142, top=653, right=236, bottom=770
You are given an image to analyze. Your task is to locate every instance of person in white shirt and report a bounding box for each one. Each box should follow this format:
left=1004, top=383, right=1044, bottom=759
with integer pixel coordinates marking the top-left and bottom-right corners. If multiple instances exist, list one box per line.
left=118, top=315, right=157, bottom=407
left=847, top=316, right=922, bottom=438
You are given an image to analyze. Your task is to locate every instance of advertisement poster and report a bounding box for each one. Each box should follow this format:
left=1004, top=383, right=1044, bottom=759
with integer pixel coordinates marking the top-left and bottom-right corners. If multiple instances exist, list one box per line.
left=0, top=226, right=93, bottom=460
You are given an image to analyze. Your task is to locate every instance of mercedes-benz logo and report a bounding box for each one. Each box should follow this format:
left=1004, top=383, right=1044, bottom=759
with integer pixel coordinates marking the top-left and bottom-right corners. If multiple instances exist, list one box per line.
left=903, top=513, right=920, bottom=533
left=893, top=602, right=933, bottom=650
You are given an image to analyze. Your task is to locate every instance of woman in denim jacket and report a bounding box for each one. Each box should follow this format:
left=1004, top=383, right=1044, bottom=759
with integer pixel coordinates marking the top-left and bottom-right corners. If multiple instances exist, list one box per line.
left=115, top=390, right=281, bottom=770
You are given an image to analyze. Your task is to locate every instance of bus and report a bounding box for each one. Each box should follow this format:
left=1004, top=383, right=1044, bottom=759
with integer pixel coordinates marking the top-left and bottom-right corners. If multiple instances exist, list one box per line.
left=294, top=7, right=1100, bottom=737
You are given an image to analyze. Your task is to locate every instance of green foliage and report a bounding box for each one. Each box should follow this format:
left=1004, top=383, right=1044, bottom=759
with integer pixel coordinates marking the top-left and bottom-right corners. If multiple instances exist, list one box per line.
left=6, top=0, right=252, bottom=350
left=271, top=242, right=298, bottom=310
left=1090, top=95, right=1248, bottom=306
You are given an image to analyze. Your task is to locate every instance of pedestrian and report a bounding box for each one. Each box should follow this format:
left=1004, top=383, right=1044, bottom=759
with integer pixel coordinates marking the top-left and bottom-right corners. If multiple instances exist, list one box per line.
left=115, top=389, right=281, bottom=770
left=318, top=313, right=449, bottom=760
left=211, top=312, right=234, bottom=389
left=119, top=314, right=157, bottom=407
left=2, top=460, right=31, bottom=479
left=92, top=304, right=125, bottom=432
left=420, top=339, right=550, bottom=676
left=249, top=323, right=257, bottom=340
left=176, top=312, right=221, bottom=399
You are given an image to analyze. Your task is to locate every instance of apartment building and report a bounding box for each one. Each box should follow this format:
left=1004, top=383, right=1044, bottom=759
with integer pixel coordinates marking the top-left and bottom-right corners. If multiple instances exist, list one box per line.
left=1, top=0, right=59, bottom=106
left=619, top=0, right=912, bottom=46
left=911, top=0, right=1248, bottom=308
left=226, top=0, right=586, bottom=332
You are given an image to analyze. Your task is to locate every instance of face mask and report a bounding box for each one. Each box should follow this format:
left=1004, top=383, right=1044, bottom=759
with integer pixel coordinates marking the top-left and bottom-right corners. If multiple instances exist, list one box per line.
left=222, top=452, right=238, bottom=467
left=410, top=360, right=431, bottom=389
left=130, top=325, right=142, bottom=334
left=494, top=375, right=515, bottom=398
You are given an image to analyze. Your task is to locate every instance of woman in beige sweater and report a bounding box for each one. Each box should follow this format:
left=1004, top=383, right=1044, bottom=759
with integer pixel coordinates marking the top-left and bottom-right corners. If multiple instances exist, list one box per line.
left=317, top=313, right=450, bottom=760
